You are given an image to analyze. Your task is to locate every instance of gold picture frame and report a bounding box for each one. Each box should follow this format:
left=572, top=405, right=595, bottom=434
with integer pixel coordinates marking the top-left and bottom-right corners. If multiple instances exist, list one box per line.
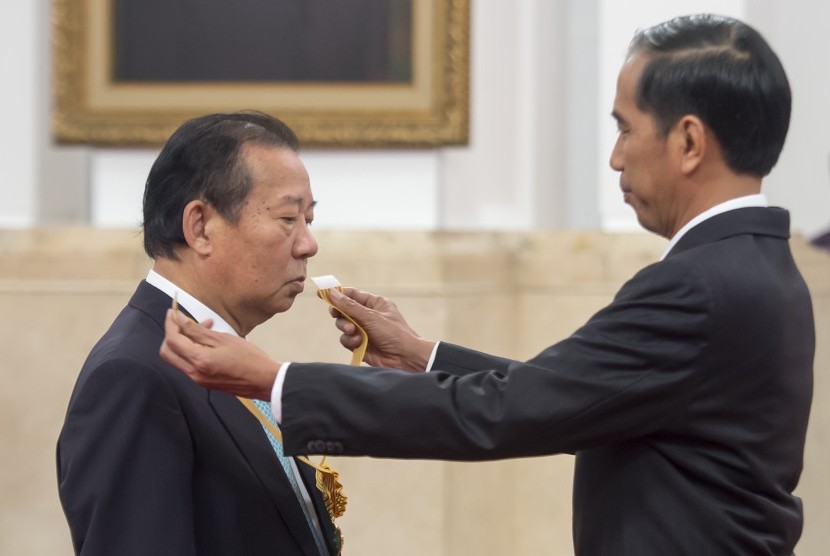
left=52, top=0, right=469, bottom=147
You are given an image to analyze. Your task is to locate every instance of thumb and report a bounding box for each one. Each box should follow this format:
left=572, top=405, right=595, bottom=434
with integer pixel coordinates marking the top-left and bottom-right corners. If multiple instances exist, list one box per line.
left=328, top=288, right=373, bottom=325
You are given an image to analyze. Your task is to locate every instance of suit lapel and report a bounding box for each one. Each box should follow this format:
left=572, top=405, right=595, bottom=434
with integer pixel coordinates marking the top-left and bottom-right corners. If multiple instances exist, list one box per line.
left=208, top=390, right=322, bottom=556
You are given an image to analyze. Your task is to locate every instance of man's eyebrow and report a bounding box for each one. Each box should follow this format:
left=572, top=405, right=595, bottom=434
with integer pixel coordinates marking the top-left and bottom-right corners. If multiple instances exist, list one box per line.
left=280, top=195, right=317, bottom=209
left=611, top=110, right=625, bottom=124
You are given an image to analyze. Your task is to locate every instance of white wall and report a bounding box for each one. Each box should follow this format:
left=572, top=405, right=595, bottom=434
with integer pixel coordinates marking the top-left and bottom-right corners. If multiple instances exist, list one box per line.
left=2, top=1, right=829, bottom=236
left=0, top=1, right=38, bottom=227
left=299, top=150, right=440, bottom=230
left=89, top=149, right=442, bottom=230
left=440, top=0, right=569, bottom=230
left=748, top=0, right=830, bottom=236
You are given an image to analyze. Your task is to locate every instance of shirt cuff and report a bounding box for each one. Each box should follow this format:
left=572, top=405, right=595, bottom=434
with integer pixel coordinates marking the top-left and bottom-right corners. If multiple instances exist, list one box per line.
left=270, top=361, right=292, bottom=423
left=425, top=341, right=441, bottom=372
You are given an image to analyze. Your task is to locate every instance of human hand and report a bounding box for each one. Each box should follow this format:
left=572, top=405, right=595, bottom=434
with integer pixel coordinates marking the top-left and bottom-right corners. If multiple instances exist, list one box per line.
left=326, top=287, right=435, bottom=372
left=159, top=309, right=278, bottom=400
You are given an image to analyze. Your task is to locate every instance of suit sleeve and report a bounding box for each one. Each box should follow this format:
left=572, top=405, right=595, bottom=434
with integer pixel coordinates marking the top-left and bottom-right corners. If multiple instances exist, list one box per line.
left=57, top=358, right=197, bottom=555
left=281, top=259, right=712, bottom=460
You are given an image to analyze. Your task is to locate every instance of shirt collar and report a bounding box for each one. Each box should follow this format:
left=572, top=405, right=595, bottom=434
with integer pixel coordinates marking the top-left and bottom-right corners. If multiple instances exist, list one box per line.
left=145, top=269, right=240, bottom=337
left=660, top=193, right=768, bottom=260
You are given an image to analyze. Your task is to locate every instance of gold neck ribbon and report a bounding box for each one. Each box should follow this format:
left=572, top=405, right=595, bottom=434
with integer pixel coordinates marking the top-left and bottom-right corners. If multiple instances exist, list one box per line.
left=312, top=275, right=368, bottom=367
left=292, top=274, right=369, bottom=521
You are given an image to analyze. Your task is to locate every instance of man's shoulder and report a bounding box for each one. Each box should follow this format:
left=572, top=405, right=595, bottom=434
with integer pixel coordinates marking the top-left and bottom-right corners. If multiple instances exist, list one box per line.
left=71, top=303, right=182, bottom=401
left=86, top=303, right=160, bottom=362
left=621, top=254, right=708, bottom=297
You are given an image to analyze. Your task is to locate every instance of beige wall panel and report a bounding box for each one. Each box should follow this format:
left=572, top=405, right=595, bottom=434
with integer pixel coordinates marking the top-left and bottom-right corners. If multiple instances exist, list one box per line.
left=0, top=230, right=827, bottom=555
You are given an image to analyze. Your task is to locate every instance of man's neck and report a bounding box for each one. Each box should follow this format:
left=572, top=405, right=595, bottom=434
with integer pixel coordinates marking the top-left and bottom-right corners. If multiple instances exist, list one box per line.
left=670, top=171, right=763, bottom=237
left=661, top=193, right=769, bottom=260
left=148, top=262, right=242, bottom=337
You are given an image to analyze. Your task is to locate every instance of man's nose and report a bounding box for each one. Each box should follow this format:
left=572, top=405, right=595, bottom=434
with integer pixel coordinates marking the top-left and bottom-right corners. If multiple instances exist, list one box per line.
left=295, top=221, right=318, bottom=259
left=609, top=137, right=623, bottom=171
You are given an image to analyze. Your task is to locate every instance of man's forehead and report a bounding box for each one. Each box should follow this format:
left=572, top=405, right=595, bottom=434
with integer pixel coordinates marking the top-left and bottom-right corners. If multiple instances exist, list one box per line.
left=613, top=54, right=648, bottom=113
left=619, top=53, right=647, bottom=86
left=242, top=145, right=310, bottom=190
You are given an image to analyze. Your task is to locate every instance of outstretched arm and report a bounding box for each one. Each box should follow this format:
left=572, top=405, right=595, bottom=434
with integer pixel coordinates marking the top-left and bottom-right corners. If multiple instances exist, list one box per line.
left=160, top=287, right=438, bottom=398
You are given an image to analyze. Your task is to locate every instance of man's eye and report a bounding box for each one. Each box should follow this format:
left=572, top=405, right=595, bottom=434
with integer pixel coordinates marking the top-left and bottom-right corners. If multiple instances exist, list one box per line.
left=280, top=217, right=297, bottom=224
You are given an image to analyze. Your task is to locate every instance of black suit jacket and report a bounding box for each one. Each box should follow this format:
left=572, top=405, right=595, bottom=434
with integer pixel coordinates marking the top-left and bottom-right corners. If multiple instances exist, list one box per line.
left=281, top=207, right=814, bottom=555
left=57, top=281, right=339, bottom=555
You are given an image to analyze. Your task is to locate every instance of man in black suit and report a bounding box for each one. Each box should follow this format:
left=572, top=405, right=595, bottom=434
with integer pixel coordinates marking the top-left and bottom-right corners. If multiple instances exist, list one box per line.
left=57, top=112, right=341, bottom=555
left=160, top=15, right=814, bottom=555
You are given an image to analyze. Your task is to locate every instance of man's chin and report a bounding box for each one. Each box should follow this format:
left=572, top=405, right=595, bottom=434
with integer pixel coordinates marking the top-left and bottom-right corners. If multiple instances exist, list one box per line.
left=271, top=294, right=300, bottom=315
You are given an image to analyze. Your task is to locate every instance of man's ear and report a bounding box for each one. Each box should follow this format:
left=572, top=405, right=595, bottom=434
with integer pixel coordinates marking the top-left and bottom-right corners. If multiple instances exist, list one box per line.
left=674, top=115, right=707, bottom=175
left=181, top=200, right=213, bottom=255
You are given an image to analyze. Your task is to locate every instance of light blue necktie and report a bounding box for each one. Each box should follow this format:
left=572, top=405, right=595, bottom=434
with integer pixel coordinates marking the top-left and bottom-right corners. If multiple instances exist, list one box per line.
left=252, top=399, right=329, bottom=555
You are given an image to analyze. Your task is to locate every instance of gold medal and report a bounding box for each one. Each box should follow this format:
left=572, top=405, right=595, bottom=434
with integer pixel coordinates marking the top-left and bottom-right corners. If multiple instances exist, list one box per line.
left=315, top=456, right=348, bottom=519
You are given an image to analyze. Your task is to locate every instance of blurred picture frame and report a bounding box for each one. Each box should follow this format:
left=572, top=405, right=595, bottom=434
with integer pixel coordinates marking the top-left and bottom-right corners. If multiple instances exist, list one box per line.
left=52, top=0, right=469, bottom=147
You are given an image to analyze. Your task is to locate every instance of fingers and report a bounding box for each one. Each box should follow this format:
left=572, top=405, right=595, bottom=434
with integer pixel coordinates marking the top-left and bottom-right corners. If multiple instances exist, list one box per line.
left=339, top=332, right=365, bottom=351
left=334, top=316, right=356, bottom=335
left=160, top=310, right=203, bottom=376
left=161, top=310, right=219, bottom=370
left=332, top=311, right=362, bottom=349
left=328, top=288, right=377, bottom=323
left=163, top=309, right=193, bottom=351
left=172, top=311, right=222, bottom=347
left=159, top=341, right=197, bottom=377
left=339, top=287, right=384, bottom=309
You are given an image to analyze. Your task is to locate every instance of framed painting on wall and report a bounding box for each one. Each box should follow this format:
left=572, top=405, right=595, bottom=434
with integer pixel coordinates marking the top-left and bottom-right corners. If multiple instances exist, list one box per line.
left=52, top=0, right=469, bottom=147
